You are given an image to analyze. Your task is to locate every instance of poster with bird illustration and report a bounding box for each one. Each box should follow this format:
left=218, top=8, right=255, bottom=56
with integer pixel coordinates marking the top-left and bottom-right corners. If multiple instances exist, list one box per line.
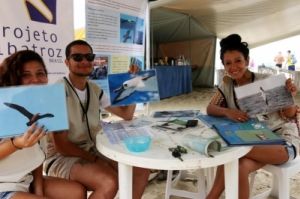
left=108, top=70, right=160, bottom=106
left=0, top=83, right=68, bottom=138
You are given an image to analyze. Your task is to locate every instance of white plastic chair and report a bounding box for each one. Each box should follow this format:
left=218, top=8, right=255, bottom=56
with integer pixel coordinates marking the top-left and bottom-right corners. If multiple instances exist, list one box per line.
left=250, top=156, right=300, bottom=199
left=165, top=168, right=216, bottom=199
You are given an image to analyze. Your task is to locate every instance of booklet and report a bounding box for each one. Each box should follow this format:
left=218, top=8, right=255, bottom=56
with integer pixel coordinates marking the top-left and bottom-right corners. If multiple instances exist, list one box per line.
left=234, top=74, right=294, bottom=117
left=213, top=120, right=285, bottom=146
left=0, top=84, right=69, bottom=138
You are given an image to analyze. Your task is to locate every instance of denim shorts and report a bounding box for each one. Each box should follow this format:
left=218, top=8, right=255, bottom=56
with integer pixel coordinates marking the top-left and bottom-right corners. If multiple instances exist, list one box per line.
left=0, top=191, right=15, bottom=199
left=284, top=142, right=297, bottom=163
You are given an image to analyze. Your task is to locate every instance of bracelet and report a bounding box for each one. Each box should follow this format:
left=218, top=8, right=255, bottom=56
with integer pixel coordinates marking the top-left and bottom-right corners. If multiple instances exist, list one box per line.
left=10, top=138, right=22, bottom=150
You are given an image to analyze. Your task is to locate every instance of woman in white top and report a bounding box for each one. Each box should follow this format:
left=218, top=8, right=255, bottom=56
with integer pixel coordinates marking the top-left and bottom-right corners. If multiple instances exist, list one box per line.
left=0, top=50, right=86, bottom=199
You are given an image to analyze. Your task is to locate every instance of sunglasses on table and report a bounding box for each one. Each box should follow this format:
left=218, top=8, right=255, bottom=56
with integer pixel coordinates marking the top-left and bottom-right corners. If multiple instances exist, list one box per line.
left=69, top=53, right=95, bottom=62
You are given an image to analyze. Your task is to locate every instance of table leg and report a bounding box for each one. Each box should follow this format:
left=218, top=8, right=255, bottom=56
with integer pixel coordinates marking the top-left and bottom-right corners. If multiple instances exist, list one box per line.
left=118, top=163, right=133, bottom=199
left=224, top=159, right=239, bottom=199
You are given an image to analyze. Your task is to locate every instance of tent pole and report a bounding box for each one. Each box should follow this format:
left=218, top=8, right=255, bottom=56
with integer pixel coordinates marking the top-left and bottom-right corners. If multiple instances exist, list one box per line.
left=145, top=2, right=150, bottom=116
left=150, top=10, right=154, bottom=68
left=189, top=14, right=192, bottom=66
left=146, top=3, right=150, bottom=70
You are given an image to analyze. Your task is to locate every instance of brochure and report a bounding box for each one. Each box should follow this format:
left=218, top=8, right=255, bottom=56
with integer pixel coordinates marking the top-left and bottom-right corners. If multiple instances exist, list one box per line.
left=0, top=84, right=69, bottom=138
left=108, top=70, right=160, bottom=106
left=234, top=74, right=294, bottom=117
left=213, top=120, right=285, bottom=146
left=102, top=117, right=154, bottom=144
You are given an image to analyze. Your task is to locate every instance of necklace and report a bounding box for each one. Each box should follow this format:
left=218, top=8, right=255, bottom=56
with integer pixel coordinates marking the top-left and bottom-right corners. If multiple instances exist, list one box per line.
left=63, top=77, right=94, bottom=143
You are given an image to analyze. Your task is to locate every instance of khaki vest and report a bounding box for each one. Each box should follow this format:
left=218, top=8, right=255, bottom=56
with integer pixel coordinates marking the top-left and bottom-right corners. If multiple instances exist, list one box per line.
left=60, top=78, right=102, bottom=151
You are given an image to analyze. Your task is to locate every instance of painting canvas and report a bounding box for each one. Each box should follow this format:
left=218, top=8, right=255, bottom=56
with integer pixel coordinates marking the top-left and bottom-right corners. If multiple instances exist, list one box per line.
left=0, top=84, right=69, bottom=138
left=234, top=74, right=294, bottom=117
left=108, top=70, right=160, bottom=106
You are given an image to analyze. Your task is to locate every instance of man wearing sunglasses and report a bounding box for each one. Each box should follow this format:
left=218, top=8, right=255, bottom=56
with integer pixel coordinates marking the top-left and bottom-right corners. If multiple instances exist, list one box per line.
left=44, top=40, right=150, bottom=199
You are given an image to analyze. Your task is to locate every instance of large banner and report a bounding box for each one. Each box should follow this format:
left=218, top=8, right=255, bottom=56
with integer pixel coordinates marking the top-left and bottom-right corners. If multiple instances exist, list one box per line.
left=0, top=0, right=74, bottom=82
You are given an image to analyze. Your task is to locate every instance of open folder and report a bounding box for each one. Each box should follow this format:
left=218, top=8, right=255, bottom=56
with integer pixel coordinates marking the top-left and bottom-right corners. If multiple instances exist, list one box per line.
left=213, top=120, right=285, bottom=146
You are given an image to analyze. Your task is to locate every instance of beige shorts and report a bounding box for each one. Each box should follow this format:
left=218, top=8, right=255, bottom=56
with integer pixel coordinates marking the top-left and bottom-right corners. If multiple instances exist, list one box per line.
left=45, top=155, right=80, bottom=179
left=45, top=148, right=115, bottom=179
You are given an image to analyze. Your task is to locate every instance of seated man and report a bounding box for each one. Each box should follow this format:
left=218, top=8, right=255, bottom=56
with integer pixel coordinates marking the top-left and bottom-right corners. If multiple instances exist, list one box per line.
left=44, top=40, right=150, bottom=199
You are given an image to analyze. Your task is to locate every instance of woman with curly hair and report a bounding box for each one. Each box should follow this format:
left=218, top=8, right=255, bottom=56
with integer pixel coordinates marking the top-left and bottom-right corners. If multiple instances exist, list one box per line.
left=0, top=50, right=86, bottom=199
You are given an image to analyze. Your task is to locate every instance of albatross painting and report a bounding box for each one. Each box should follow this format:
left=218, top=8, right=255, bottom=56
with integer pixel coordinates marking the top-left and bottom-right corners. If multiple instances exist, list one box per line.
left=0, top=84, right=68, bottom=138
left=108, top=70, right=160, bottom=106
left=4, top=102, right=54, bottom=126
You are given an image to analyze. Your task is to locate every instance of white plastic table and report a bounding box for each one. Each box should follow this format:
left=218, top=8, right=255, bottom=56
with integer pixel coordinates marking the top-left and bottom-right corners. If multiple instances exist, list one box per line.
left=96, top=123, right=251, bottom=199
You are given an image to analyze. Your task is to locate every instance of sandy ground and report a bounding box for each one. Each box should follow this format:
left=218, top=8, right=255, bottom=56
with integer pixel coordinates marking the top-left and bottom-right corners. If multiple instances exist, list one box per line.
left=138, top=88, right=300, bottom=199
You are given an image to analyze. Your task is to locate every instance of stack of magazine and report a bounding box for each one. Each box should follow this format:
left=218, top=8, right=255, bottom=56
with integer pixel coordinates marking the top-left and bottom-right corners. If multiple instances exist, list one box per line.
left=197, top=114, right=285, bottom=146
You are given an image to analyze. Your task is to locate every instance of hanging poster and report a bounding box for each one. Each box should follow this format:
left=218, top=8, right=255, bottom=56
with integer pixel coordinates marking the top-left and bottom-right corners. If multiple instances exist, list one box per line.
left=86, top=0, right=148, bottom=97
left=86, top=0, right=147, bottom=72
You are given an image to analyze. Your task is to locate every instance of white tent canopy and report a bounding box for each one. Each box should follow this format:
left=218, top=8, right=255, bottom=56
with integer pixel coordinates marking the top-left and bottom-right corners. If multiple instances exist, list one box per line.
left=150, top=0, right=300, bottom=48
left=149, top=0, right=300, bottom=87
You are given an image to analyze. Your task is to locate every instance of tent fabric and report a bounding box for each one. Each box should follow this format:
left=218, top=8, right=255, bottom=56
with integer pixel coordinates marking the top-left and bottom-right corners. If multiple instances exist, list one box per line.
left=158, top=38, right=216, bottom=87
left=151, top=0, right=300, bottom=48
left=150, top=8, right=216, bottom=87
left=151, top=8, right=214, bottom=43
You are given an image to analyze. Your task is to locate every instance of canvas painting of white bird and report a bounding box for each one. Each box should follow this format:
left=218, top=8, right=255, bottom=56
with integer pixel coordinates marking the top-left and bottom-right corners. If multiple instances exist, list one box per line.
left=108, top=70, right=160, bottom=106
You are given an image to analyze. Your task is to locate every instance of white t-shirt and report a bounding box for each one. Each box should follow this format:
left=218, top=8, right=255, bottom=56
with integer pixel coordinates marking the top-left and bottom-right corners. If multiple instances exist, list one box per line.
left=66, top=76, right=111, bottom=109
left=0, top=140, right=45, bottom=192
